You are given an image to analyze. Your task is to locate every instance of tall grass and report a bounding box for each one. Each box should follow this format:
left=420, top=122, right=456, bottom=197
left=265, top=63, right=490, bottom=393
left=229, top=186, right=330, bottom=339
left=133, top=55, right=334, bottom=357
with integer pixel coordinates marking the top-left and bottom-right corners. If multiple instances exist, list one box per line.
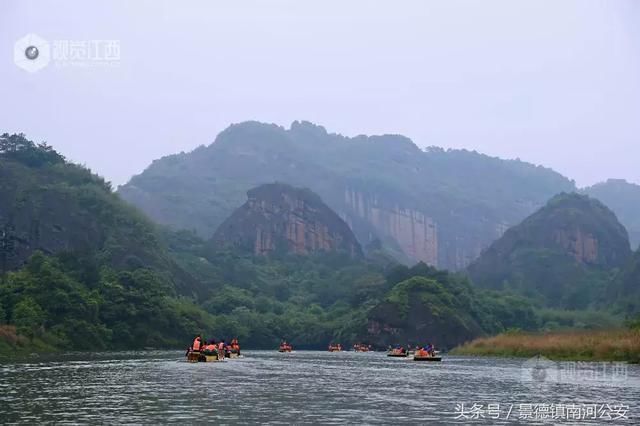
left=452, top=329, right=640, bottom=362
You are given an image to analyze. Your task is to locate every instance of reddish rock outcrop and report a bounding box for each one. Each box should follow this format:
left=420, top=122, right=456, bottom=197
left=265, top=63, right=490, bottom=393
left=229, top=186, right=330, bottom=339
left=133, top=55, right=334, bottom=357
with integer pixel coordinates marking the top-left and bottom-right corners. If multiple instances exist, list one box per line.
left=212, top=183, right=362, bottom=257
left=554, top=229, right=599, bottom=264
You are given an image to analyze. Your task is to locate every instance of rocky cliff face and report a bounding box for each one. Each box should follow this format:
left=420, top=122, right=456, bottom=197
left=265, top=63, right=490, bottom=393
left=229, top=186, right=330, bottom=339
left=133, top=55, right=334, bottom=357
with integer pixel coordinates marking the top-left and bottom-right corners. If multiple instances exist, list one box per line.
left=554, top=228, right=599, bottom=264
left=343, top=188, right=438, bottom=266
left=211, top=183, right=362, bottom=257
left=467, top=193, right=632, bottom=309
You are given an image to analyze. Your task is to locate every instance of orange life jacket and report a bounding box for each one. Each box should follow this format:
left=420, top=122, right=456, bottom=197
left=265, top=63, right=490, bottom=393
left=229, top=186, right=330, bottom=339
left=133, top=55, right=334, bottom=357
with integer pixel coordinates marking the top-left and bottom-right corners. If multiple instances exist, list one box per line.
left=218, top=342, right=225, bottom=350
left=192, top=338, right=202, bottom=351
left=205, top=344, right=216, bottom=351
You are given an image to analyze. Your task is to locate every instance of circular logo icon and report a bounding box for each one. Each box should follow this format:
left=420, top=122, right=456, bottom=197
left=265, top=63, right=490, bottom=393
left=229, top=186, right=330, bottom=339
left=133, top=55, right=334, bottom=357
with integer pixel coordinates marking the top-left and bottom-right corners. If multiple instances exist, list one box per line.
left=521, top=355, right=559, bottom=390
left=25, top=46, right=40, bottom=60
left=14, top=34, right=51, bottom=73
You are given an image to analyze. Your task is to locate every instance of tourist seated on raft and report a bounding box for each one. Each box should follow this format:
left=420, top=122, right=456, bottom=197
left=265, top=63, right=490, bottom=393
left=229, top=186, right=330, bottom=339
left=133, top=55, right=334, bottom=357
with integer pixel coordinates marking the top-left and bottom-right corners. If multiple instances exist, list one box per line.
left=204, top=340, right=218, bottom=355
left=230, top=338, right=241, bottom=355
left=429, top=344, right=435, bottom=355
left=420, top=343, right=435, bottom=356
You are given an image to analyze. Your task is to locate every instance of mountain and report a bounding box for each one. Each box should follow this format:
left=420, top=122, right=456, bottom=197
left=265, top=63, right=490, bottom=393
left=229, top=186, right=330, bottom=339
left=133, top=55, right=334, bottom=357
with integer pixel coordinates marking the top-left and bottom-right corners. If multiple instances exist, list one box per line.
left=467, top=193, right=632, bottom=309
left=118, top=120, right=575, bottom=270
left=1, top=133, right=527, bottom=352
left=0, top=133, right=622, bottom=354
left=1, top=136, right=160, bottom=272
left=211, top=183, right=361, bottom=258
left=0, top=133, right=216, bottom=350
left=584, top=179, right=640, bottom=250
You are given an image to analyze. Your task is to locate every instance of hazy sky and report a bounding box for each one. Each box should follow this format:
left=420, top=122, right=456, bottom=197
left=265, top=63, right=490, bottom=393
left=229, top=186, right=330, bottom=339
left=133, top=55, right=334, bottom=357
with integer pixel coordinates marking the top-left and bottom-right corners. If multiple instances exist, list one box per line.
left=2, top=0, right=639, bottom=187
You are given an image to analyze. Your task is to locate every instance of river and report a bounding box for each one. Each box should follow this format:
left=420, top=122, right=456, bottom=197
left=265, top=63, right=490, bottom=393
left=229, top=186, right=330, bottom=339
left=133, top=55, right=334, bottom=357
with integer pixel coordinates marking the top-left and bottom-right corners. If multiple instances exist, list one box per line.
left=1, top=351, right=638, bottom=424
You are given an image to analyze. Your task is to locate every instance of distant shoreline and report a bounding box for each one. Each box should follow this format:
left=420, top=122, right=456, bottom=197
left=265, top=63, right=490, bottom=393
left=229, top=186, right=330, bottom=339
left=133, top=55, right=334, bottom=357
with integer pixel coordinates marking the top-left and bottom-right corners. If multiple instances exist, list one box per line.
left=452, top=328, right=640, bottom=363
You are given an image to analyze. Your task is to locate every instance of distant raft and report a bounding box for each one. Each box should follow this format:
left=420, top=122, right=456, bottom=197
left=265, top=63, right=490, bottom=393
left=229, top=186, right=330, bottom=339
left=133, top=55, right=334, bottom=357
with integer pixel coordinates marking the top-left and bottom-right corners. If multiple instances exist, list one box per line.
left=387, top=348, right=409, bottom=358
left=353, top=343, right=371, bottom=352
left=279, top=342, right=293, bottom=352
left=413, top=349, right=442, bottom=362
left=328, top=343, right=343, bottom=352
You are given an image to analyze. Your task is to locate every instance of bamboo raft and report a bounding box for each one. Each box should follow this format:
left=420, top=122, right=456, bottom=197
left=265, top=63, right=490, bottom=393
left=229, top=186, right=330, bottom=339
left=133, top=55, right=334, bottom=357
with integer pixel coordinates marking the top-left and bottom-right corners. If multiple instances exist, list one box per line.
left=387, top=349, right=409, bottom=358
left=413, top=350, right=442, bottom=362
left=186, top=351, right=225, bottom=362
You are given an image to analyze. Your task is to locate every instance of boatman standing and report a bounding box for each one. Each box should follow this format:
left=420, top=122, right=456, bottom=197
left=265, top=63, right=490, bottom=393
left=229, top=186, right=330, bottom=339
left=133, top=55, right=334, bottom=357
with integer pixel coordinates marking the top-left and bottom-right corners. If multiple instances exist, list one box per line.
left=192, top=335, right=203, bottom=352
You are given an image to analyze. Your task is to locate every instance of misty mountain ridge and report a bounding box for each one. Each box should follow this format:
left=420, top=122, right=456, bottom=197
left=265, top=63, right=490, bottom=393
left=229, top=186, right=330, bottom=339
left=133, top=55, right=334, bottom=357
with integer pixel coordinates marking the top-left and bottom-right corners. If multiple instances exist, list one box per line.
left=119, top=120, right=578, bottom=270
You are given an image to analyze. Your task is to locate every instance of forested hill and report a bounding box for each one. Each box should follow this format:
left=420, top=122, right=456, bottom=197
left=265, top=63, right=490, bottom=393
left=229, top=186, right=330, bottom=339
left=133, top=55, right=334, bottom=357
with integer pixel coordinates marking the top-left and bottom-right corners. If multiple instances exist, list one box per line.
left=118, top=120, right=575, bottom=270
left=0, top=133, right=215, bottom=350
left=467, top=193, right=632, bottom=310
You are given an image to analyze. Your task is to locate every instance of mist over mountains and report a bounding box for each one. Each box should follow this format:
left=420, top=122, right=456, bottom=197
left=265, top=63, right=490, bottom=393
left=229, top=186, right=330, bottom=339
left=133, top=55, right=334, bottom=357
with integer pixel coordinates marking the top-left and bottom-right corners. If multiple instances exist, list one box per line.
left=118, top=120, right=640, bottom=270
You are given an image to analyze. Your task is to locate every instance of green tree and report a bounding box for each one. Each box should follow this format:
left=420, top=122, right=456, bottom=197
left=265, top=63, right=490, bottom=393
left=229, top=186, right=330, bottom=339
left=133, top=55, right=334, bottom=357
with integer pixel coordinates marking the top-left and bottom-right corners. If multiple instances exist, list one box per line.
left=13, top=298, right=45, bottom=337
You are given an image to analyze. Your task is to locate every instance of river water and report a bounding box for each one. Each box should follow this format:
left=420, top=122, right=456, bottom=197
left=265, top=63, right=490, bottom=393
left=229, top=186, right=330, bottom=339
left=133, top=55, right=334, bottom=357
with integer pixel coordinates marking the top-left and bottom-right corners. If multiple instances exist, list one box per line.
left=1, top=351, right=638, bottom=424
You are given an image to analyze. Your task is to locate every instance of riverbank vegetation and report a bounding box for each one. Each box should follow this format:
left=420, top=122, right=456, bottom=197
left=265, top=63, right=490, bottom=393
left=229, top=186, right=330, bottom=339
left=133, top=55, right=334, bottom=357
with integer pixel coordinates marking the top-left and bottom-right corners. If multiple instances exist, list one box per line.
left=452, top=327, right=640, bottom=362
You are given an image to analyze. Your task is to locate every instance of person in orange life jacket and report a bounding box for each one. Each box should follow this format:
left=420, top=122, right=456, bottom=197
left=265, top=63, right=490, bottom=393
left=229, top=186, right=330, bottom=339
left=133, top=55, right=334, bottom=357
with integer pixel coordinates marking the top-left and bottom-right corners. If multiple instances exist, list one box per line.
left=192, top=335, right=203, bottom=352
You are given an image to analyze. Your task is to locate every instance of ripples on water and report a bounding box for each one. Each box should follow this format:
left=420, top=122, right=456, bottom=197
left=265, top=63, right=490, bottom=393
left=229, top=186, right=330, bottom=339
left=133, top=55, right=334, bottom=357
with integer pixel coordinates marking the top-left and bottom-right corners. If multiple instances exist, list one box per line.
left=1, top=351, right=639, bottom=424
